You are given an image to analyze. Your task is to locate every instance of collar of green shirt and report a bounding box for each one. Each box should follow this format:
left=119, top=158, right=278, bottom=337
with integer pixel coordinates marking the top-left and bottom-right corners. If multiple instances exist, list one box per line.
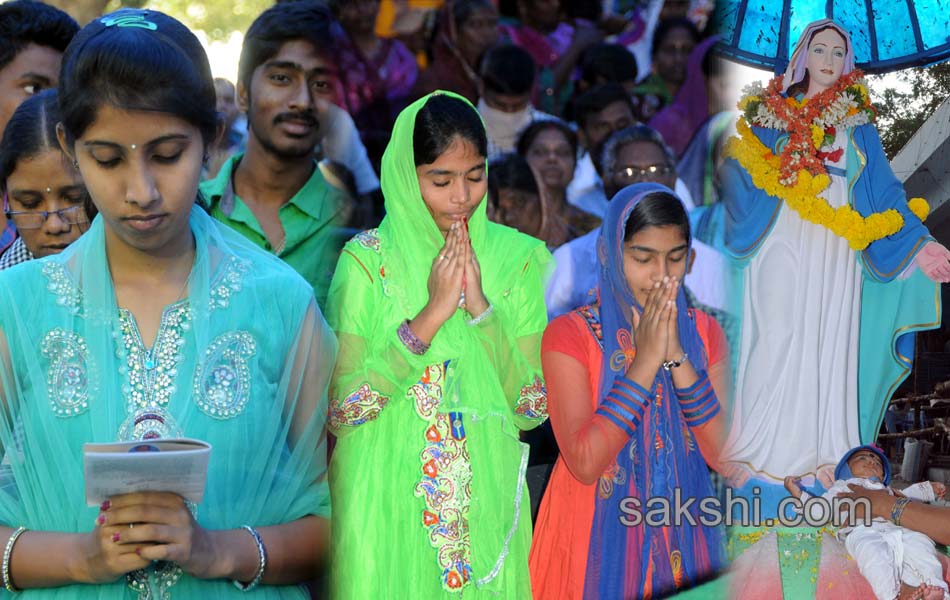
left=202, top=152, right=333, bottom=224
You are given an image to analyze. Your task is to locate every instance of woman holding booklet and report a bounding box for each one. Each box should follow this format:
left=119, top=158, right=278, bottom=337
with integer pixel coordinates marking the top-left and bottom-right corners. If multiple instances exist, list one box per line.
left=0, top=9, right=333, bottom=598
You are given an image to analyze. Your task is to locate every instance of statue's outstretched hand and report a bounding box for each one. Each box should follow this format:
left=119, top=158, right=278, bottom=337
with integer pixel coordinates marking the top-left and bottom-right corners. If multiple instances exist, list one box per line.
left=916, top=241, right=950, bottom=283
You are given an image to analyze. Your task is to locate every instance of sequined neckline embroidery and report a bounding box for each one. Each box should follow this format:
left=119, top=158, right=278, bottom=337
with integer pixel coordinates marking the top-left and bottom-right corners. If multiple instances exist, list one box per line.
left=116, top=300, right=190, bottom=440
left=115, top=300, right=192, bottom=598
left=208, top=256, right=250, bottom=311
left=43, top=254, right=251, bottom=318
left=576, top=305, right=603, bottom=350
left=42, top=262, right=83, bottom=316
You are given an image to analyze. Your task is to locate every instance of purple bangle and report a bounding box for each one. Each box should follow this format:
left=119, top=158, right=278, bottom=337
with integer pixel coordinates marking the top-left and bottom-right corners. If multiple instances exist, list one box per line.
left=397, top=320, right=429, bottom=355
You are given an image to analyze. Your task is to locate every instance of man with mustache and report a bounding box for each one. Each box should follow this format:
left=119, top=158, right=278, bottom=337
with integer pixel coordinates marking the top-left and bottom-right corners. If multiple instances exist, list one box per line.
left=201, top=1, right=345, bottom=310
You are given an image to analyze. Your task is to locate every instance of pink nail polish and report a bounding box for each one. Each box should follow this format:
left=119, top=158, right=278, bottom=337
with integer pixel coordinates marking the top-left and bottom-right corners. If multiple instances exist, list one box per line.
left=111, top=532, right=121, bottom=543
left=97, top=515, right=106, bottom=525
left=100, top=500, right=111, bottom=511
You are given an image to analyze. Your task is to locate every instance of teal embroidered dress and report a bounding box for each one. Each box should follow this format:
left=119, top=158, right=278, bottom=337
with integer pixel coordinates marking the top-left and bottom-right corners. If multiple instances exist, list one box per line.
left=0, top=207, right=334, bottom=598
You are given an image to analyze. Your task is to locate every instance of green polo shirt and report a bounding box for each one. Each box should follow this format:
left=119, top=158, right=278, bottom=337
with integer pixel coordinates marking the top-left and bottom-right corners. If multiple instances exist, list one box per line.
left=200, top=153, right=346, bottom=309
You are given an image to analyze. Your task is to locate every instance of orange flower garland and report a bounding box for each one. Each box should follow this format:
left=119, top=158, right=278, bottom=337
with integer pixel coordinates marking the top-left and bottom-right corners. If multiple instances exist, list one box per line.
left=741, top=70, right=874, bottom=185
left=727, top=70, right=928, bottom=251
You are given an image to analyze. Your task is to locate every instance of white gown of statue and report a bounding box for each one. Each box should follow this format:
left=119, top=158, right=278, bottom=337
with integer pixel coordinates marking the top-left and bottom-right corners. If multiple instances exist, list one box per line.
left=723, top=129, right=863, bottom=481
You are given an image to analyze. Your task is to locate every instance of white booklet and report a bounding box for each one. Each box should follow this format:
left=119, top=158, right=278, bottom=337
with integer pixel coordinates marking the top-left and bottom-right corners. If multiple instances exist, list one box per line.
left=83, top=438, right=211, bottom=507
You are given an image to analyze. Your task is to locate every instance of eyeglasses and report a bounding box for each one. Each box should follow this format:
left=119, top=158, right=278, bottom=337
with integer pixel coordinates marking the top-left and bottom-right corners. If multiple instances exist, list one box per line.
left=615, top=164, right=674, bottom=183
left=5, top=205, right=90, bottom=230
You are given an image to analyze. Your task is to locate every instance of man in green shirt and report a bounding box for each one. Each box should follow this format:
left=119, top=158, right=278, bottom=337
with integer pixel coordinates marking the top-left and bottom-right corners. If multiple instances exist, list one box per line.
left=200, top=2, right=346, bottom=309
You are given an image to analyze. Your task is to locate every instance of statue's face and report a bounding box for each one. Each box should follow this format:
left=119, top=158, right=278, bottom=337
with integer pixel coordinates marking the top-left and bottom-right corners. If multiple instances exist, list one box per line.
left=805, top=28, right=847, bottom=92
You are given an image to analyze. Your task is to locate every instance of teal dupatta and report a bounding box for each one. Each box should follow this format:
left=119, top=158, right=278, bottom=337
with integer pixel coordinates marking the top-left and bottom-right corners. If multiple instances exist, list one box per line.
left=0, top=207, right=334, bottom=598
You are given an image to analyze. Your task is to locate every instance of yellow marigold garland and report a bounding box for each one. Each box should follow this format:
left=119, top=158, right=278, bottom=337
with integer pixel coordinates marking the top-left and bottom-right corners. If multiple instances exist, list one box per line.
left=724, top=118, right=919, bottom=251
left=810, top=124, right=824, bottom=149
left=908, top=197, right=930, bottom=221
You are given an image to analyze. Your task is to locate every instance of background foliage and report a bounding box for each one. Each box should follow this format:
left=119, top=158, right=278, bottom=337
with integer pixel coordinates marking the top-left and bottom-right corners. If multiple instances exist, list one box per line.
left=869, top=63, right=950, bottom=159
left=43, top=0, right=270, bottom=41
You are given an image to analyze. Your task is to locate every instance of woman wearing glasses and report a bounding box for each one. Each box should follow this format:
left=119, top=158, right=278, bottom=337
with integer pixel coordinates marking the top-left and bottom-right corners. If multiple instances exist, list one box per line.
left=0, top=89, right=92, bottom=269
left=546, top=124, right=680, bottom=320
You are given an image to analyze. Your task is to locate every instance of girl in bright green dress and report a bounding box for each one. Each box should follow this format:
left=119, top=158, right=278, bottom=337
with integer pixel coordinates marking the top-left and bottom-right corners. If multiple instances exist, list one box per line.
left=0, top=9, right=332, bottom=598
left=327, top=91, right=551, bottom=597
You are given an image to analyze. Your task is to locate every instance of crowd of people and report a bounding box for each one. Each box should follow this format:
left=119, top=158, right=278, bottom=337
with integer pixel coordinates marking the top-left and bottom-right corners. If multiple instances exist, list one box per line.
left=1, top=0, right=947, bottom=598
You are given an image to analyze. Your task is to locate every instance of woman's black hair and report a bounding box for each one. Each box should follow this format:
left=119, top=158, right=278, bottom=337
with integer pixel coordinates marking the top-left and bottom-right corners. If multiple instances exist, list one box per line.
left=57, top=9, right=217, bottom=147
left=702, top=47, right=723, bottom=79
left=562, top=0, right=601, bottom=21
left=623, top=191, right=691, bottom=247
left=479, top=44, right=536, bottom=96
left=651, top=17, right=700, bottom=56
left=451, top=0, right=495, bottom=30
left=487, top=153, right=538, bottom=208
left=516, top=119, right=579, bottom=162
left=0, top=89, right=60, bottom=187
left=0, top=88, right=96, bottom=219
left=580, top=43, right=639, bottom=88
left=413, top=94, right=488, bottom=166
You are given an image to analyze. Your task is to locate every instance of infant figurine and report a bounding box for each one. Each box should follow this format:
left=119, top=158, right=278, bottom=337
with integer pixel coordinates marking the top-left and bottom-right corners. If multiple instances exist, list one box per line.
left=784, top=445, right=948, bottom=600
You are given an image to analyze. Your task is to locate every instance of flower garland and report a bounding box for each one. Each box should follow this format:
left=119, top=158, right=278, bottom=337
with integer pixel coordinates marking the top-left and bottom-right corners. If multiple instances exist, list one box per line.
left=726, top=72, right=929, bottom=251
left=738, top=70, right=876, bottom=185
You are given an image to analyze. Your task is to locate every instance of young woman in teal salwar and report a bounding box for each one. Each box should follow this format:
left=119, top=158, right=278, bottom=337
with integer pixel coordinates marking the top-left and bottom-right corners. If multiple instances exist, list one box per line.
left=0, top=9, right=333, bottom=598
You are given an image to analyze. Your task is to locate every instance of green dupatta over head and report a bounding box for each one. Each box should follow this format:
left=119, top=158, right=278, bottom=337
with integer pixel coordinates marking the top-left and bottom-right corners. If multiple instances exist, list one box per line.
left=377, top=90, right=490, bottom=340
left=327, top=91, right=552, bottom=596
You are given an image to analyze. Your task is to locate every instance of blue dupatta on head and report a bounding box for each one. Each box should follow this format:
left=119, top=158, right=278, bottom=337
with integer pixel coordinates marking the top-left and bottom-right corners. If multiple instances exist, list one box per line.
left=584, top=183, right=725, bottom=598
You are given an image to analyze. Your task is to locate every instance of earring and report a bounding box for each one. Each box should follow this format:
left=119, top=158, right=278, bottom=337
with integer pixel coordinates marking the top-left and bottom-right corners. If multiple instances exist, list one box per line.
left=202, top=153, right=210, bottom=163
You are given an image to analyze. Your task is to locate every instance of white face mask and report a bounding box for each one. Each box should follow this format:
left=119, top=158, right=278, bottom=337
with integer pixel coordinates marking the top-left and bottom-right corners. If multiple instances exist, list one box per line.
left=477, top=97, right=532, bottom=152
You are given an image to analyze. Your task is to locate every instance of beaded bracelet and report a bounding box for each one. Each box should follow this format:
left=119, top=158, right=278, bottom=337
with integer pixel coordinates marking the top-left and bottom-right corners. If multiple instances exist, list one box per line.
left=232, top=525, right=266, bottom=592
left=397, top=320, right=430, bottom=355
left=890, top=496, right=911, bottom=526
left=662, top=353, right=688, bottom=371
left=466, top=303, right=493, bottom=326
left=2, top=526, right=26, bottom=593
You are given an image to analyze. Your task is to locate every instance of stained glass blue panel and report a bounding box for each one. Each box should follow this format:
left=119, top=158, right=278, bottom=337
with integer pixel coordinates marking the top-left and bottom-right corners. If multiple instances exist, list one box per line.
left=714, top=0, right=950, bottom=74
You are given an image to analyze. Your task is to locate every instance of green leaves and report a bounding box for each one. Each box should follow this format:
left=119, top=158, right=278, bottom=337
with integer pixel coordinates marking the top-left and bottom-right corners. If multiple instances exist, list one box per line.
left=869, top=63, right=950, bottom=159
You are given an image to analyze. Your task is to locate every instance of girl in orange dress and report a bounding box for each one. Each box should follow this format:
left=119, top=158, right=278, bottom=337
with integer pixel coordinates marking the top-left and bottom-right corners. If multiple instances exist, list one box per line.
left=530, top=183, right=728, bottom=599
